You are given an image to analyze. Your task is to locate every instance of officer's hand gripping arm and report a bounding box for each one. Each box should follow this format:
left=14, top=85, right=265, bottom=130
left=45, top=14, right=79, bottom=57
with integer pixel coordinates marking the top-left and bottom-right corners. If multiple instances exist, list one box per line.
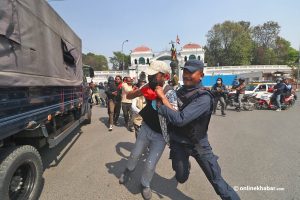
left=158, top=95, right=211, bottom=127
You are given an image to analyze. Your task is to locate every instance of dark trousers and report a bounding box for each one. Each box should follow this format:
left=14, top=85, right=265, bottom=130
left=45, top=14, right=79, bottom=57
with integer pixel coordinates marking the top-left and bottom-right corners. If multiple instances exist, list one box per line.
left=122, top=102, right=133, bottom=128
left=108, top=100, right=115, bottom=126
left=170, top=138, right=240, bottom=200
left=114, top=101, right=121, bottom=123
left=213, top=96, right=226, bottom=114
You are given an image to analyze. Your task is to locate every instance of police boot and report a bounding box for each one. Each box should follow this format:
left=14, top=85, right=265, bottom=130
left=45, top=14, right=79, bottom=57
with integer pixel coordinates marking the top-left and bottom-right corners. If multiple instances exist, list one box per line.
left=141, top=185, right=152, bottom=200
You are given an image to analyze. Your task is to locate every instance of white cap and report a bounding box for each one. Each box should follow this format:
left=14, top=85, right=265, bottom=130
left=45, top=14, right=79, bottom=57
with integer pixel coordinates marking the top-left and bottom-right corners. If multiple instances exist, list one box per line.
left=145, top=60, right=171, bottom=75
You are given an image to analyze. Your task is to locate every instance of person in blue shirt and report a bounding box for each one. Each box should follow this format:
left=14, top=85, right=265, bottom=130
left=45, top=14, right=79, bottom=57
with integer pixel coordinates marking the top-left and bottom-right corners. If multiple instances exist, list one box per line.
left=211, top=77, right=228, bottom=116
left=283, top=78, right=292, bottom=97
left=273, top=78, right=286, bottom=111
left=155, top=60, right=240, bottom=200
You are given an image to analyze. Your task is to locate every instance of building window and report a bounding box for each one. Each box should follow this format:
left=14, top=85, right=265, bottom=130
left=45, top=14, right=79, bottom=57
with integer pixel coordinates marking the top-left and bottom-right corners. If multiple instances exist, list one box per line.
left=184, top=56, right=187, bottom=62
left=189, top=55, right=196, bottom=60
left=134, top=59, right=137, bottom=64
left=139, top=57, right=145, bottom=64
left=198, top=56, right=201, bottom=60
left=146, top=58, right=150, bottom=64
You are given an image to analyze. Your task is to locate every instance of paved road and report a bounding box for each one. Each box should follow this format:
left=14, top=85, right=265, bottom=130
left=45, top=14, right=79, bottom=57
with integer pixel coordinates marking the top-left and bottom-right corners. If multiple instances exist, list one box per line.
left=39, top=97, right=300, bottom=200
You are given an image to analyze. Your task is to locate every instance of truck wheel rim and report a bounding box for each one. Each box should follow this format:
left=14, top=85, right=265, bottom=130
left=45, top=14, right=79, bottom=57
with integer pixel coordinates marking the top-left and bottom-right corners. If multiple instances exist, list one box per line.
left=9, top=162, right=36, bottom=200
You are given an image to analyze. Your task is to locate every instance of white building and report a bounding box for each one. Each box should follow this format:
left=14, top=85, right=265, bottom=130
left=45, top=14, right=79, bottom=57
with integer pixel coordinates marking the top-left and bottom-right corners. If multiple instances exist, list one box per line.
left=91, top=43, right=292, bottom=84
left=129, top=43, right=205, bottom=80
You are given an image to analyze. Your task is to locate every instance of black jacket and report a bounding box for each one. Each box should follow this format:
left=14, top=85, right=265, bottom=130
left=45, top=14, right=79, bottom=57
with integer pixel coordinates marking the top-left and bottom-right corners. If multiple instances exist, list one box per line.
left=158, top=85, right=214, bottom=144
left=211, top=84, right=228, bottom=97
left=105, top=81, right=118, bottom=101
left=274, top=82, right=286, bottom=95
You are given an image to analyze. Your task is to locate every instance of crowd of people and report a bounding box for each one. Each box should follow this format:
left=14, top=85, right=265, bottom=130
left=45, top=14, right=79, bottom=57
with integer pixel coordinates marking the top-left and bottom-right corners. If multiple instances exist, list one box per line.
left=87, top=60, right=296, bottom=200
left=210, top=76, right=296, bottom=113
left=89, top=60, right=241, bottom=200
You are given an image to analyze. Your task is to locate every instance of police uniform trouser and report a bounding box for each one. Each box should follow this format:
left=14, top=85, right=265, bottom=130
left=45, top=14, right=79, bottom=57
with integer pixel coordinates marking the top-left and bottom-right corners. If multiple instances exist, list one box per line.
left=113, top=101, right=121, bottom=123
left=121, top=102, right=133, bottom=128
left=170, top=137, right=240, bottom=200
left=107, top=99, right=115, bottom=125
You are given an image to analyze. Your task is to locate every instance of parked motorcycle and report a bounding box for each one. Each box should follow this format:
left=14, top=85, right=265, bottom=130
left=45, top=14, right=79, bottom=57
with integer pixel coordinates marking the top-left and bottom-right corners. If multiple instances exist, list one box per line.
left=255, top=93, right=295, bottom=110
left=225, top=93, right=255, bottom=111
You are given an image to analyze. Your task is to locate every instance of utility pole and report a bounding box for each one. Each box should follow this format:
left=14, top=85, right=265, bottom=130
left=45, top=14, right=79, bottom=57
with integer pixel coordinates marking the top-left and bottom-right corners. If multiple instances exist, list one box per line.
left=121, top=40, right=128, bottom=76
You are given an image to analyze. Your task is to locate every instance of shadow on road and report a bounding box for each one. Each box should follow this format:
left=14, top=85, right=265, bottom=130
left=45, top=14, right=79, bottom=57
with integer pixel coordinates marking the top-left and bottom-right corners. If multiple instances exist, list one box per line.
left=99, top=116, right=126, bottom=127
left=99, top=116, right=108, bottom=127
left=115, top=141, right=135, bottom=159
left=105, top=142, right=193, bottom=200
left=39, top=127, right=83, bottom=169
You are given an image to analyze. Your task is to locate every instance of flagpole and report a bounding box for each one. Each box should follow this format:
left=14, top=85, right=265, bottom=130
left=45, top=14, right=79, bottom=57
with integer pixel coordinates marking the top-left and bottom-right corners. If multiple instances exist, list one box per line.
left=175, top=35, right=180, bottom=77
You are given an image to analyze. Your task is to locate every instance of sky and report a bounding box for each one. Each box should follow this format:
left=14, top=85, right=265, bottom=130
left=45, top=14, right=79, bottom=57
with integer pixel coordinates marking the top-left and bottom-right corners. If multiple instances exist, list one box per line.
left=49, top=0, right=300, bottom=59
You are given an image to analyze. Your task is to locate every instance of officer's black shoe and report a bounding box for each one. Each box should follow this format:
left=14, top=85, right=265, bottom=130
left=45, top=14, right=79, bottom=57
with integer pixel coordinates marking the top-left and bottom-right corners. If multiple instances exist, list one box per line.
left=141, top=186, right=152, bottom=200
left=188, top=160, right=191, bottom=171
left=221, top=112, right=226, bottom=116
left=119, top=168, right=131, bottom=184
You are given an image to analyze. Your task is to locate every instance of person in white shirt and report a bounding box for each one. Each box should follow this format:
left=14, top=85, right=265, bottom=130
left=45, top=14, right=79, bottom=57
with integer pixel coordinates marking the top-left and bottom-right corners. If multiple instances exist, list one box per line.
left=131, top=79, right=147, bottom=138
left=121, top=77, right=134, bottom=131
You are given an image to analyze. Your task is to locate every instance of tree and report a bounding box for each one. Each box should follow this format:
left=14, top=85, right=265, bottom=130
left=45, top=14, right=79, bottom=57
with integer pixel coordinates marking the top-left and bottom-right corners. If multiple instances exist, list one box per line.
left=205, top=21, right=253, bottom=66
left=82, top=53, right=108, bottom=71
left=251, top=21, right=280, bottom=64
left=274, top=37, right=291, bottom=64
left=238, top=21, right=251, bottom=30
left=109, top=51, right=131, bottom=70
left=287, top=48, right=299, bottom=79
left=206, top=20, right=296, bottom=66
left=287, top=46, right=299, bottom=65
left=252, top=21, right=280, bottom=49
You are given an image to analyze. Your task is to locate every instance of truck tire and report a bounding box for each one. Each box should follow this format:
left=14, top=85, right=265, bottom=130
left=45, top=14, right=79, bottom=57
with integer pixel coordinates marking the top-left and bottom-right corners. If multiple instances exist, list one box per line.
left=0, top=145, right=43, bottom=200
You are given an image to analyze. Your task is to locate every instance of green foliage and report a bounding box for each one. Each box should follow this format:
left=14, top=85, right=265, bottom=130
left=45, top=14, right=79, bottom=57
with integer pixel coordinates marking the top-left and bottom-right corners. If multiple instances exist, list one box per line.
left=205, top=21, right=253, bottom=66
left=252, top=21, right=280, bottom=49
left=205, top=20, right=298, bottom=66
left=82, top=53, right=108, bottom=71
left=287, top=47, right=299, bottom=65
left=109, top=51, right=131, bottom=70
left=251, top=21, right=281, bottom=65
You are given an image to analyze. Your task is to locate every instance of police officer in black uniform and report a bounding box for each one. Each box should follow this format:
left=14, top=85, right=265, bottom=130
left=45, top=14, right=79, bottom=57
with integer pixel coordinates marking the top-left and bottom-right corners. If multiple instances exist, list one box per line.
left=155, top=60, right=240, bottom=200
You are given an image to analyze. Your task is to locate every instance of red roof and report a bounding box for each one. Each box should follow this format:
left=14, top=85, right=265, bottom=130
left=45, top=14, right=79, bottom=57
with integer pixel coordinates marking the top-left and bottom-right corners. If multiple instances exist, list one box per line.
left=133, top=46, right=151, bottom=52
left=183, top=43, right=201, bottom=49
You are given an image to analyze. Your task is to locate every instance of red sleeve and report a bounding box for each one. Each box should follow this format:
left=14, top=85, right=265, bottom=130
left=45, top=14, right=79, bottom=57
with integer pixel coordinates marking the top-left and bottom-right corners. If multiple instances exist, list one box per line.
left=140, top=87, right=157, bottom=100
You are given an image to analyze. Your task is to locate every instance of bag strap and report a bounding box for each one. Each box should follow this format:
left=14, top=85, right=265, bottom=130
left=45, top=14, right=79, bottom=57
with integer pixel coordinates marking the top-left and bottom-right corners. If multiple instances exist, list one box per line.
left=181, top=88, right=214, bottom=111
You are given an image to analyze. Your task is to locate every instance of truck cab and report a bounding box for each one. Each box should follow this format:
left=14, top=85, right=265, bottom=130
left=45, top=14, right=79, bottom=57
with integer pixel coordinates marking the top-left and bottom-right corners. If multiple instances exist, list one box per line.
left=0, top=1, right=93, bottom=199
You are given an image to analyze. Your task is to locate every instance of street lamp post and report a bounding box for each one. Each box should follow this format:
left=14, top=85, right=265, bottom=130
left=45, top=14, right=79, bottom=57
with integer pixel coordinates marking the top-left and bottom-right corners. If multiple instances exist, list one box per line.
left=121, top=40, right=129, bottom=76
